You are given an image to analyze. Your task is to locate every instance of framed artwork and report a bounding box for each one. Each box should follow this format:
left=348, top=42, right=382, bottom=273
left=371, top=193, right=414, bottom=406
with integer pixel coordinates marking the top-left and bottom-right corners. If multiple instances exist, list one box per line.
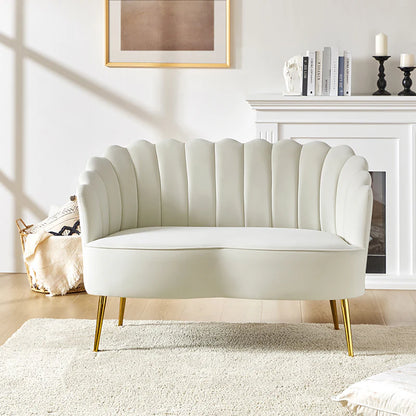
left=105, top=0, right=230, bottom=68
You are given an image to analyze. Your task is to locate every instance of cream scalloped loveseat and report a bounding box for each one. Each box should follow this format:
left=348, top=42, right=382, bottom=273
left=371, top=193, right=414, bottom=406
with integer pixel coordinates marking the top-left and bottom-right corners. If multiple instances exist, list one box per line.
left=77, top=139, right=372, bottom=356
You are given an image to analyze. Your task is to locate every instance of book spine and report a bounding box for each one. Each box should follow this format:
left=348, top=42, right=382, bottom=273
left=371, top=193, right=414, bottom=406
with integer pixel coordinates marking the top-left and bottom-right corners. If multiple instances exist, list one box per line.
left=322, top=47, right=331, bottom=96
left=344, top=51, right=352, bottom=96
left=338, top=56, right=344, bottom=96
left=330, top=46, right=339, bottom=96
left=307, top=52, right=315, bottom=96
left=302, top=56, right=308, bottom=96
left=315, top=50, right=323, bottom=96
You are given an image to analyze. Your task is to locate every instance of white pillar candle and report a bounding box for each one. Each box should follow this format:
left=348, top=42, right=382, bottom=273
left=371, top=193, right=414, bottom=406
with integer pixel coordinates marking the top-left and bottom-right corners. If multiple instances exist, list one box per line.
left=375, top=33, right=388, bottom=56
left=400, top=53, right=415, bottom=67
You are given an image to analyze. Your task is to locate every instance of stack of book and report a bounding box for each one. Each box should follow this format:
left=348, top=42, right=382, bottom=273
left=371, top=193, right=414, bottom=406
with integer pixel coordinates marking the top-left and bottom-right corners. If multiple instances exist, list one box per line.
left=302, top=48, right=352, bottom=96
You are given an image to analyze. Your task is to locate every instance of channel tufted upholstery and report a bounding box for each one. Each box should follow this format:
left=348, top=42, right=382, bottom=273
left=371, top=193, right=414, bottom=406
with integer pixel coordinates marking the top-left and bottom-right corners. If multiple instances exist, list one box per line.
left=77, top=139, right=373, bottom=354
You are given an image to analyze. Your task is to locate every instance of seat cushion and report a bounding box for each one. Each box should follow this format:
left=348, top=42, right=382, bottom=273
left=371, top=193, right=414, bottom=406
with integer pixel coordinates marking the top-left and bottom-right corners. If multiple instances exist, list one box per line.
left=83, top=227, right=366, bottom=300
left=88, top=227, right=357, bottom=252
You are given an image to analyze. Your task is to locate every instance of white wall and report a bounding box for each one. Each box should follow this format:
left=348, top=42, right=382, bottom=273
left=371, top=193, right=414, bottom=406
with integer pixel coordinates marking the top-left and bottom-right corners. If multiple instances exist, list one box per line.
left=1, top=0, right=416, bottom=272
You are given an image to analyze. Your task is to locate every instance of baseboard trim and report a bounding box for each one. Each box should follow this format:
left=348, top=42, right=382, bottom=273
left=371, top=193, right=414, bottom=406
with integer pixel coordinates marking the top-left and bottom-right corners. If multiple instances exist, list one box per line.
left=366, top=274, right=416, bottom=290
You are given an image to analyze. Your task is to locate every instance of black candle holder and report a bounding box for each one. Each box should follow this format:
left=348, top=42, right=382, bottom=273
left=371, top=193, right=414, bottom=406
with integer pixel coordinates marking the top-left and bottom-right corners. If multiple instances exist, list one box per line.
left=398, top=67, right=416, bottom=96
left=372, top=56, right=391, bottom=95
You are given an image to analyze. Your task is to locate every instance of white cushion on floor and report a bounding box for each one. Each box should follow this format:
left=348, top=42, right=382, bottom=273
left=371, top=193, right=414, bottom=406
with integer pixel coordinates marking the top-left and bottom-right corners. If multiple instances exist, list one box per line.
left=333, top=362, right=416, bottom=416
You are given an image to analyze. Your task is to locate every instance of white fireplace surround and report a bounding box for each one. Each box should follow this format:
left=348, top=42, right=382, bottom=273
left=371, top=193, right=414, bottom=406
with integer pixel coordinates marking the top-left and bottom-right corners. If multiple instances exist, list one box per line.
left=247, top=94, right=416, bottom=290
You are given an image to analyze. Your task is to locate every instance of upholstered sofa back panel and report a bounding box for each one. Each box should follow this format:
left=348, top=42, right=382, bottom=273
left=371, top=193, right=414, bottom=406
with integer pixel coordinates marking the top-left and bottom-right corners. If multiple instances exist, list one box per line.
left=78, top=139, right=372, bottom=247
left=320, top=145, right=355, bottom=234
left=297, top=141, right=329, bottom=230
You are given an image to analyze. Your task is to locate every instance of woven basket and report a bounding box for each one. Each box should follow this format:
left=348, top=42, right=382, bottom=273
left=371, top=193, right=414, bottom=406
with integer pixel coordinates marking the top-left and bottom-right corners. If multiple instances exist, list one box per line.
left=15, top=218, right=85, bottom=295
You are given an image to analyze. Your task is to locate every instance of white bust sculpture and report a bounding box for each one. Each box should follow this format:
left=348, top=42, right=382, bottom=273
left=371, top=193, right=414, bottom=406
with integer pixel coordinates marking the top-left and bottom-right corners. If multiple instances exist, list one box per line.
left=283, top=55, right=303, bottom=95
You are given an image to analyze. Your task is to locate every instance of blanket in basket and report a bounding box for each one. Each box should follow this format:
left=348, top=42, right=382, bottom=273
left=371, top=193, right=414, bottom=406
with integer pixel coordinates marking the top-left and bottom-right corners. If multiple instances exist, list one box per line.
left=24, top=232, right=83, bottom=296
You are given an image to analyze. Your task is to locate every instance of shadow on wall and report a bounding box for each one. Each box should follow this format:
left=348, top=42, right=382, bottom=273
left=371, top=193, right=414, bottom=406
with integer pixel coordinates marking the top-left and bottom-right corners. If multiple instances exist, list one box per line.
left=1, top=0, right=212, bottom=272
left=3, top=0, right=49, bottom=271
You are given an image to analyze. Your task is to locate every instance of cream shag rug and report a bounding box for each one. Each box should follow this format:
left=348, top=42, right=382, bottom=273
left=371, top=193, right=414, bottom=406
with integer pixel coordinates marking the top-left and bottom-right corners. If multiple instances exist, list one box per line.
left=1, top=319, right=416, bottom=415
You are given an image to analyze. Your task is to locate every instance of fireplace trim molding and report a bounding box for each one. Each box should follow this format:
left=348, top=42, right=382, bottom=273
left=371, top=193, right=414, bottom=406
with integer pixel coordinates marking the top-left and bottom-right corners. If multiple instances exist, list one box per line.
left=247, top=95, right=416, bottom=112
left=247, top=94, right=416, bottom=290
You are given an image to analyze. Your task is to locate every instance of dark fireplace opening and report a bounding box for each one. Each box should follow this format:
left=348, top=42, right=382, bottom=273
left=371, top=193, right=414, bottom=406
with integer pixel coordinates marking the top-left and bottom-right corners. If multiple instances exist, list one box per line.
left=366, top=171, right=386, bottom=274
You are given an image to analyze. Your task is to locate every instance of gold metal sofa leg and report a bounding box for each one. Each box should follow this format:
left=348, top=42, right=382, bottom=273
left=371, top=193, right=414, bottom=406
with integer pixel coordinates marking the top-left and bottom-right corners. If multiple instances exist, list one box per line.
left=340, top=299, right=354, bottom=357
left=329, top=300, right=339, bottom=330
left=93, top=296, right=107, bottom=352
left=118, top=297, right=126, bottom=326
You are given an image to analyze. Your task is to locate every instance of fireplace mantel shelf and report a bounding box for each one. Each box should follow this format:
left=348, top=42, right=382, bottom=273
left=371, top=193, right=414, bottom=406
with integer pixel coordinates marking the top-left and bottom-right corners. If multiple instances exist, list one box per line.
left=247, top=94, right=416, bottom=111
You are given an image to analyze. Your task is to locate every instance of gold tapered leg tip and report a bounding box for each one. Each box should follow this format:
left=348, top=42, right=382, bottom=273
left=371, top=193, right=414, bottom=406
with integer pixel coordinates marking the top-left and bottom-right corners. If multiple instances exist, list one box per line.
left=118, top=297, right=126, bottom=327
left=329, top=300, right=340, bottom=330
left=341, top=299, right=354, bottom=357
left=93, top=296, right=107, bottom=352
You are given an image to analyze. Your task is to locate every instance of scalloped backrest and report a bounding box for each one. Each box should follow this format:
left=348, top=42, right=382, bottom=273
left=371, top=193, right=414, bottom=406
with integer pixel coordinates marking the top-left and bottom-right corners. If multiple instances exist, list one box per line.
left=78, top=139, right=372, bottom=245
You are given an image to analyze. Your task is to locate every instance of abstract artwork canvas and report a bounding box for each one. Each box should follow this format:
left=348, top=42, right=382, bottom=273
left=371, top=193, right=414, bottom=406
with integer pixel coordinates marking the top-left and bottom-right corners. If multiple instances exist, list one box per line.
left=106, top=0, right=230, bottom=67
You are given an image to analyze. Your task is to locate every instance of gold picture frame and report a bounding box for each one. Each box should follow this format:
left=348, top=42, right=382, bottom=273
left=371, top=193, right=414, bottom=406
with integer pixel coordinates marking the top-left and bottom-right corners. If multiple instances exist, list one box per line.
left=105, top=0, right=230, bottom=68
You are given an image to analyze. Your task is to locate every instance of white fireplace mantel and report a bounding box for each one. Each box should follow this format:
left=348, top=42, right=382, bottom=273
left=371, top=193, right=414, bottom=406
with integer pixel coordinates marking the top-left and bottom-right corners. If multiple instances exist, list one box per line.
left=248, top=94, right=416, bottom=111
left=247, top=94, right=416, bottom=290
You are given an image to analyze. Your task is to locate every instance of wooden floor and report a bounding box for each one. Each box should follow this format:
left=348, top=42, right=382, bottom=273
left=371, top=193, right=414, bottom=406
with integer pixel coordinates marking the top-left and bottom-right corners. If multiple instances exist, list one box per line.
left=1, top=273, right=416, bottom=346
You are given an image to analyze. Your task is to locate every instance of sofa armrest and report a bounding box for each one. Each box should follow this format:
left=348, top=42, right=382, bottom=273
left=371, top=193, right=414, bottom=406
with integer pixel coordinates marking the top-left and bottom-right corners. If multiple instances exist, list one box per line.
left=336, top=156, right=373, bottom=249
left=77, top=181, right=104, bottom=245
left=77, top=156, right=122, bottom=244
